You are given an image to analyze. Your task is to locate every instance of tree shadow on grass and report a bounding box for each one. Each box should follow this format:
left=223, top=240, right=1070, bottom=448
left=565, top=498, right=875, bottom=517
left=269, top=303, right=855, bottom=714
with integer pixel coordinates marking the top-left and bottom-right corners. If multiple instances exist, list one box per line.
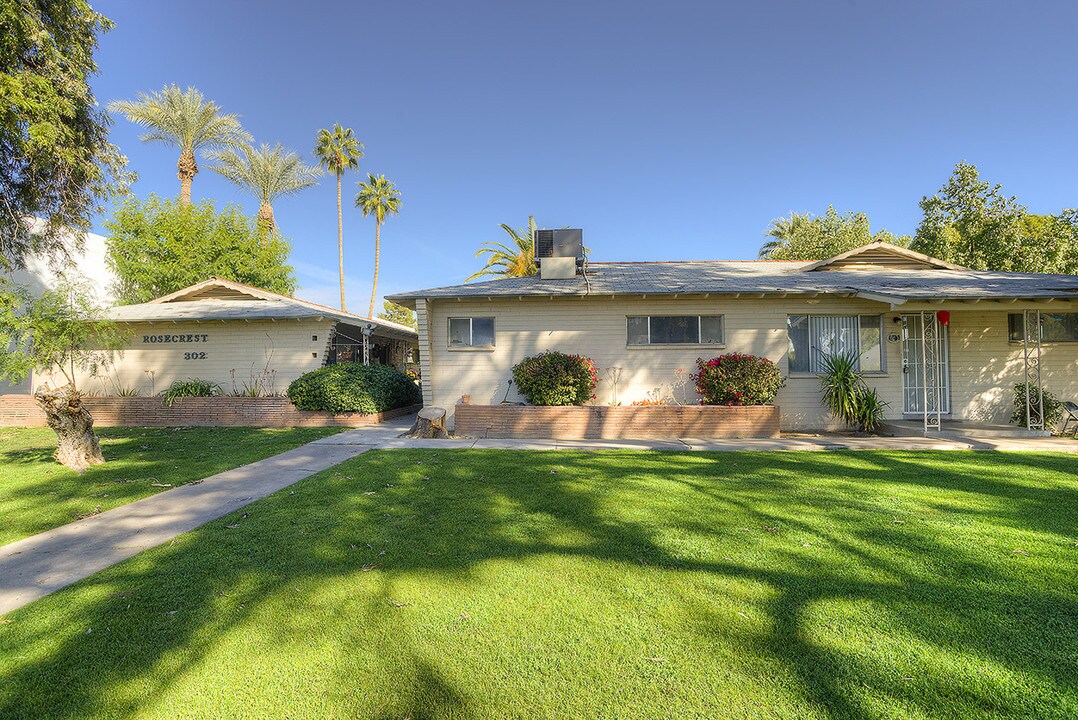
left=0, top=450, right=1076, bottom=719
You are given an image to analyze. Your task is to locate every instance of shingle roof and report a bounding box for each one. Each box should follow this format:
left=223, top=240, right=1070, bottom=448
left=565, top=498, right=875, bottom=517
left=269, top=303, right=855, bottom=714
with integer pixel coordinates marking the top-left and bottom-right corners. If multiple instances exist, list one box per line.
left=387, top=259, right=1078, bottom=305
left=108, top=280, right=418, bottom=339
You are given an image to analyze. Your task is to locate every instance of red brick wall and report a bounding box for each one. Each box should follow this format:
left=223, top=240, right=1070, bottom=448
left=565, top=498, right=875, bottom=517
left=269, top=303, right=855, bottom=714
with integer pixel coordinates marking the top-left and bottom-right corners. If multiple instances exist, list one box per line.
left=454, top=404, right=781, bottom=439
left=0, top=395, right=420, bottom=428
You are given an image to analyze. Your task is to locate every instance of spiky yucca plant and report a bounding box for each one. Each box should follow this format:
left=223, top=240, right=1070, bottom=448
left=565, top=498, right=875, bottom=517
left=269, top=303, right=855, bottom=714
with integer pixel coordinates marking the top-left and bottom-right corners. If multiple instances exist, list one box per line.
left=355, top=173, right=402, bottom=318
left=209, top=143, right=320, bottom=238
left=108, top=85, right=250, bottom=206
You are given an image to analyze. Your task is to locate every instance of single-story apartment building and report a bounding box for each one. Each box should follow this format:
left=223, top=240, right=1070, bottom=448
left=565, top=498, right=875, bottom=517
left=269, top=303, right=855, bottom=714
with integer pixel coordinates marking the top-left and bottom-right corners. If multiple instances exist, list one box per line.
left=27, top=278, right=418, bottom=397
left=388, top=240, right=1078, bottom=431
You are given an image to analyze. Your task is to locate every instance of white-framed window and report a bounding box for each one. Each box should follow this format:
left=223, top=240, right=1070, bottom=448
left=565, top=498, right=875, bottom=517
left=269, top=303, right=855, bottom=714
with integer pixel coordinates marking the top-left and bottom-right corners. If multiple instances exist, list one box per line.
left=1008, top=312, right=1078, bottom=343
left=448, top=317, right=495, bottom=347
left=787, top=315, right=884, bottom=373
left=626, top=315, right=725, bottom=345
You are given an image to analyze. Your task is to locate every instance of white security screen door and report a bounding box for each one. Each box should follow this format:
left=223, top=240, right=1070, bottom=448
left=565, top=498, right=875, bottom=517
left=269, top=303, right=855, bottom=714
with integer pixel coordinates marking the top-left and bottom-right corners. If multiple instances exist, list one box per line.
left=902, top=313, right=950, bottom=414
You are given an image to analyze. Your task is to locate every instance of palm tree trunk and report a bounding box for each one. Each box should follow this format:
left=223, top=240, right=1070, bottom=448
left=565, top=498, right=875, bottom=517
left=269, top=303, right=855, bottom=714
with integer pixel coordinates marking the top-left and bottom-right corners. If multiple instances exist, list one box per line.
left=368, top=219, right=381, bottom=318
left=337, top=171, right=345, bottom=311
left=257, top=203, right=275, bottom=245
left=178, top=150, right=198, bottom=207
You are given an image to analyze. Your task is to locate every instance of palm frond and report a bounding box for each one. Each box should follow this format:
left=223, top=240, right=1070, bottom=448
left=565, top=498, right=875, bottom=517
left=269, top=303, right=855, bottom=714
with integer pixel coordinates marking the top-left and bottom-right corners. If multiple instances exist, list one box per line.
left=108, top=85, right=250, bottom=154
left=466, top=216, right=538, bottom=281
left=209, top=143, right=321, bottom=205
left=314, top=123, right=364, bottom=175
left=355, top=174, right=402, bottom=221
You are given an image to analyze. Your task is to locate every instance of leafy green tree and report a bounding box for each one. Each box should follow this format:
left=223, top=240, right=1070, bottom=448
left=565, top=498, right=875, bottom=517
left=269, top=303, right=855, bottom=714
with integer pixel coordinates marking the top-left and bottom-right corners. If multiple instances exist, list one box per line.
left=209, top=143, right=320, bottom=237
left=108, top=85, right=250, bottom=207
left=377, top=300, right=416, bottom=329
left=355, top=174, right=402, bottom=318
left=0, top=278, right=126, bottom=472
left=759, top=206, right=910, bottom=260
left=105, top=195, right=296, bottom=304
left=1, top=0, right=129, bottom=270
left=911, top=162, right=1028, bottom=270
left=314, top=124, right=363, bottom=311
left=467, top=216, right=539, bottom=281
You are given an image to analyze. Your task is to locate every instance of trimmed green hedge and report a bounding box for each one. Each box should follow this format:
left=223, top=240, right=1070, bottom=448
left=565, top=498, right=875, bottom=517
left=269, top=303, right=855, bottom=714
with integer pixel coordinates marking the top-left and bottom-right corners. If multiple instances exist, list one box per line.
left=287, top=364, right=421, bottom=415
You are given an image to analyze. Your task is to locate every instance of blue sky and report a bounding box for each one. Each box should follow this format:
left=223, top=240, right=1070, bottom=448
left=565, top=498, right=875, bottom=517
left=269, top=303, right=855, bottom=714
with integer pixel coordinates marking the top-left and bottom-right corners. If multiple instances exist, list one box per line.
left=93, top=0, right=1078, bottom=309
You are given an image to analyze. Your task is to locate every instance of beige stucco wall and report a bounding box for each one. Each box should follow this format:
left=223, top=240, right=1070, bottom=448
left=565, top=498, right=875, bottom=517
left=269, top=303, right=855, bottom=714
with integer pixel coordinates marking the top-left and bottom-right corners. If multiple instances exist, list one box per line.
left=32, top=319, right=332, bottom=397
left=419, top=296, right=1078, bottom=430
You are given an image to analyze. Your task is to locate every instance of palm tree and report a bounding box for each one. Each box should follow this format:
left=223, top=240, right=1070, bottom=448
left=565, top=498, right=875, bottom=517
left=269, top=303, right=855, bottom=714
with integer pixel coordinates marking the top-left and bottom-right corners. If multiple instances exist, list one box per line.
left=208, top=143, right=321, bottom=239
left=759, top=212, right=814, bottom=258
left=467, top=216, right=539, bottom=281
left=314, top=124, right=363, bottom=311
left=108, top=85, right=250, bottom=207
left=355, top=174, right=402, bottom=318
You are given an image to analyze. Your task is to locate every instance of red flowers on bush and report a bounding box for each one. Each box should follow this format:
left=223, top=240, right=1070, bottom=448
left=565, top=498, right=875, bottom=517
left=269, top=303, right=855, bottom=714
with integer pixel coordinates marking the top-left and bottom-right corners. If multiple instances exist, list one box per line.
left=692, top=353, right=784, bottom=406
left=512, top=351, right=599, bottom=406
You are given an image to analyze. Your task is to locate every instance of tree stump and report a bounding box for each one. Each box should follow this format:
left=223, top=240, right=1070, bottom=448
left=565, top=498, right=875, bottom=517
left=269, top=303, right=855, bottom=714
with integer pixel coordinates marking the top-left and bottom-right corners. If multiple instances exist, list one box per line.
left=34, top=384, right=105, bottom=474
left=405, top=406, right=448, bottom=439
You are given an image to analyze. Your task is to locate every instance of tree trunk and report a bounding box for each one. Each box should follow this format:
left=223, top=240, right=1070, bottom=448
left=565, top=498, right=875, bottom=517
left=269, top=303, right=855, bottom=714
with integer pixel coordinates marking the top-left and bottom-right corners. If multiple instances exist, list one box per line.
left=337, top=172, right=346, bottom=312
left=34, top=384, right=105, bottom=474
left=368, top=219, right=381, bottom=318
left=177, top=150, right=198, bottom=207
left=258, top=202, right=275, bottom=244
left=405, top=406, right=448, bottom=439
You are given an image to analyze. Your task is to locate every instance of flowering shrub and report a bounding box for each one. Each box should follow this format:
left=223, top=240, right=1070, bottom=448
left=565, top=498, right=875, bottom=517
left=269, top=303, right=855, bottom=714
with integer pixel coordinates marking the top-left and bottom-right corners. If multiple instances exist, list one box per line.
left=692, top=353, right=784, bottom=406
left=631, top=398, right=666, bottom=406
left=512, top=351, right=598, bottom=406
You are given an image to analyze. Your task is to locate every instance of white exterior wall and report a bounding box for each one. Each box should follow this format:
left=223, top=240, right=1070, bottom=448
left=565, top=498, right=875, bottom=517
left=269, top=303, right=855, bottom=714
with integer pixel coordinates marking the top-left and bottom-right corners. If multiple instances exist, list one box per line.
left=32, top=319, right=331, bottom=397
left=421, top=296, right=1078, bottom=430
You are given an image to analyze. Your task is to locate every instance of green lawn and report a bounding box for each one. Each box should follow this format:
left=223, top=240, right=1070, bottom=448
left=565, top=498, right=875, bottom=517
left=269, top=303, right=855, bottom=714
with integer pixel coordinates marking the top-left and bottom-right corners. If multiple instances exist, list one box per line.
left=1, top=450, right=1076, bottom=720
left=0, top=425, right=342, bottom=545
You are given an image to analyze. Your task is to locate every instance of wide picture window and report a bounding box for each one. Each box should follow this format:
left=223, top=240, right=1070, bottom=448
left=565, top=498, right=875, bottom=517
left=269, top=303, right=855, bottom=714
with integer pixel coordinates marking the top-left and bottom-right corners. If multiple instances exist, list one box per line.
left=627, top=316, right=724, bottom=345
left=787, top=315, right=883, bottom=373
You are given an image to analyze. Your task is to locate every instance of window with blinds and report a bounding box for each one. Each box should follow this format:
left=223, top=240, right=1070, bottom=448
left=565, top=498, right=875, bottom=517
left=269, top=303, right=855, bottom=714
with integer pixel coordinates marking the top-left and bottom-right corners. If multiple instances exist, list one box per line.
left=787, top=315, right=884, bottom=373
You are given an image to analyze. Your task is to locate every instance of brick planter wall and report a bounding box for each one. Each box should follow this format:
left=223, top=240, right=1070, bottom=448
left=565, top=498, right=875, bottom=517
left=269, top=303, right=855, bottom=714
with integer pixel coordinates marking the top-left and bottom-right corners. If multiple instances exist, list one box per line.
left=454, top=404, right=781, bottom=439
left=0, top=395, right=420, bottom=428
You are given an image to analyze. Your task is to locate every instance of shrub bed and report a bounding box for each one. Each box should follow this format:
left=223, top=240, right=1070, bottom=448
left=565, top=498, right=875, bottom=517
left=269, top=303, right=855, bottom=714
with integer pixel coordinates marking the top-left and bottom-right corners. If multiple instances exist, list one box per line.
left=287, top=364, right=422, bottom=415
left=692, top=353, right=784, bottom=406
left=511, top=352, right=598, bottom=406
left=1010, top=382, right=1063, bottom=430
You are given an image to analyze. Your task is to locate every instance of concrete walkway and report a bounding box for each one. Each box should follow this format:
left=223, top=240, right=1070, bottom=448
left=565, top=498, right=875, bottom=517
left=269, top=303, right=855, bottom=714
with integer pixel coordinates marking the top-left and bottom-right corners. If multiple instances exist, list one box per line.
left=4, top=415, right=1076, bottom=616
left=0, top=418, right=413, bottom=615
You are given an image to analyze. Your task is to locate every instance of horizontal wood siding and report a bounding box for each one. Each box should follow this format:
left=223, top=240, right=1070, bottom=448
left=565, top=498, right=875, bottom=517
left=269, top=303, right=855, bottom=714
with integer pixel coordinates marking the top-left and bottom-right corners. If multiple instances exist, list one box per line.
left=423, top=296, right=1078, bottom=430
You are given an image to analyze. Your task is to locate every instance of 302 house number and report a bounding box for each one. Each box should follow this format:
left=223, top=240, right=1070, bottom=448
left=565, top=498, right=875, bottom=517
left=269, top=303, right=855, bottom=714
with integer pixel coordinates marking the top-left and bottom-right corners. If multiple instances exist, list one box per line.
left=184, top=352, right=207, bottom=360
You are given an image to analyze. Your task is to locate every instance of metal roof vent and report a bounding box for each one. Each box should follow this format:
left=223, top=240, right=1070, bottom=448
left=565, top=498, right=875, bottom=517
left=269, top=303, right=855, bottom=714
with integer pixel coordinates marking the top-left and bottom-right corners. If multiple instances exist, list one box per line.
left=535, top=229, right=583, bottom=280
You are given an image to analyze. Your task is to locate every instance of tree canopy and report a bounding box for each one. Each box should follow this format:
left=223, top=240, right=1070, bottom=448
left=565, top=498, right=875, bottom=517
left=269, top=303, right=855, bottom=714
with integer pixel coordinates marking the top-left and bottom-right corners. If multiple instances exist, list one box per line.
left=108, top=85, right=249, bottom=207
left=377, top=300, right=416, bottom=329
left=759, top=206, right=910, bottom=261
left=104, top=195, right=297, bottom=304
left=0, top=0, right=128, bottom=271
left=910, top=162, right=1078, bottom=273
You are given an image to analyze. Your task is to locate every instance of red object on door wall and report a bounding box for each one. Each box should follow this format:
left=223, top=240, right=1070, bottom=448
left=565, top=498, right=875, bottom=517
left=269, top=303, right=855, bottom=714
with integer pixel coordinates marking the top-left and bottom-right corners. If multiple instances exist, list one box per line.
left=937, top=311, right=950, bottom=325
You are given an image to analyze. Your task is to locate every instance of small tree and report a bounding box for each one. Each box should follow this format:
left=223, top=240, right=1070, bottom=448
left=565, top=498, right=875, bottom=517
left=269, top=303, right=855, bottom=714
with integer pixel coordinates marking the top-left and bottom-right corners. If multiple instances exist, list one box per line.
left=377, top=300, right=416, bottom=329
left=0, top=280, right=126, bottom=472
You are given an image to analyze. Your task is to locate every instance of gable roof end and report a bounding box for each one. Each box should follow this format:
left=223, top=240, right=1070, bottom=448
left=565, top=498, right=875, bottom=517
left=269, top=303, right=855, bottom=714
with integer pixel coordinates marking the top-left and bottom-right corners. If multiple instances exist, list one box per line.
left=801, top=242, right=967, bottom=272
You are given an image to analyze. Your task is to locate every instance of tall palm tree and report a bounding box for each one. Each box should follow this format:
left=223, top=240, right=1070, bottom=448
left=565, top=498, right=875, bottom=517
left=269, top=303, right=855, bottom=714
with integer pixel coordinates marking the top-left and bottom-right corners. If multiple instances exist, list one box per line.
left=108, top=85, right=250, bottom=207
left=467, top=216, right=539, bottom=281
left=355, top=174, right=402, bottom=318
left=208, top=143, right=321, bottom=239
left=314, top=124, right=363, bottom=311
